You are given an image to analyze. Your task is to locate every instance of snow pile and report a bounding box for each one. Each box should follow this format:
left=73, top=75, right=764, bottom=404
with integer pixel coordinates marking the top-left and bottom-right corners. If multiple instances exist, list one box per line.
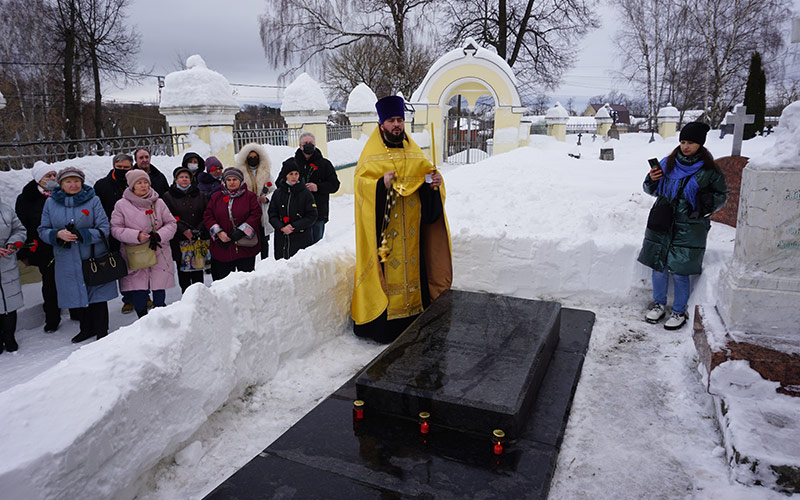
left=0, top=248, right=356, bottom=499
left=326, top=137, right=367, bottom=166
left=345, top=83, right=378, bottom=114
left=710, top=360, right=800, bottom=488
left=546, top=102, right=569, bottom=119
left=749, top=100, right=800, bottom=170
left=160, top=55, right=238, bottom=109
left=280, top=73, right=329, bottom=114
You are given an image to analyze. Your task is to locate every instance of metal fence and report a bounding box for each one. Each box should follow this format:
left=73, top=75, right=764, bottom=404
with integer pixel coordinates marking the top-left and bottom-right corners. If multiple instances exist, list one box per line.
left=446, top=114, right=494, bottom=164
left=327, top=124, right=361, bottom=141
left=233, top=123, right=303, bottom=152
left=0, top=130, right=189, bottom=171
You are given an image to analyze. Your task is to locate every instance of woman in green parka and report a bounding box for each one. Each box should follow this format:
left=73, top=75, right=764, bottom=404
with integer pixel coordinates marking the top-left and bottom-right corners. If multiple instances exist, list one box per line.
left=638, top=122, right=727, bottom=330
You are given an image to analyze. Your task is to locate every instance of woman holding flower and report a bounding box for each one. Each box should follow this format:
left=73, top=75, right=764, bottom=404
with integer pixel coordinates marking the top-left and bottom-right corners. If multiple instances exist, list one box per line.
left=203, top=168, right=262, bottom=280
left=38, top=167, right=118, bottom=343
left=110, top=170, right=177, bottom=318
left=0, top=197, right=26, bottom=353
left=268, top=162, right=317, bottom=260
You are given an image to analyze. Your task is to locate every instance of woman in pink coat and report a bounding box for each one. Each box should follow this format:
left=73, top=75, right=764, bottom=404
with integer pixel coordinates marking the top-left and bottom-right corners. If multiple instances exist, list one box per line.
left=111, top=169, right=177, bottom=317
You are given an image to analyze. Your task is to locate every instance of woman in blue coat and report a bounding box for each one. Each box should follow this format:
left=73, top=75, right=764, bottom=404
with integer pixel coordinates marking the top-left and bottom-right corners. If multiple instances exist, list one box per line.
left=638, top=123, right=727, bottom=330
left=38, top=167, right=118, bottom=343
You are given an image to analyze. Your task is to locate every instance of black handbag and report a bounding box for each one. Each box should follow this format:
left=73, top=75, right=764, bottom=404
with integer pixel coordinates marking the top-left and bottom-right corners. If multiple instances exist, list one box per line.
left=647, top=202, right=674, bottom=232
left=82, top=230, right=128, bottom=286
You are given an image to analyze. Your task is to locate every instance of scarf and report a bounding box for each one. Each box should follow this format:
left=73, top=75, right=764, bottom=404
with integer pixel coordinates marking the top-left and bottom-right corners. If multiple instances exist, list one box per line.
left=221, top=185, right=247, bottom=199
left=122, top=185, right=160, bottom=209
left=657, top=157, right=703, bottom=210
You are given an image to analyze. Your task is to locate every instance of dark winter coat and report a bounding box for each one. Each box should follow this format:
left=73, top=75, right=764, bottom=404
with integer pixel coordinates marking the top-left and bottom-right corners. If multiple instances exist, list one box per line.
left=162, top=184, right=208, bottom=261
left=1, top=201, right=26, bottom=314
left=94, top=169, right=130, bottom=252
left=146, top=164, right=170, bottom=196
left=280, top=148, right=339, bottom=221
left=15, top=180, right=54, bottom=266
left=637, top=164, right=727, bottom=275
left=38, top=186, right=118, bottom=308
left=268, top=181, right=317, bottom=260
left=197, top=171, right=223, bottom=200
left=203, top=189, right=262, bottom=262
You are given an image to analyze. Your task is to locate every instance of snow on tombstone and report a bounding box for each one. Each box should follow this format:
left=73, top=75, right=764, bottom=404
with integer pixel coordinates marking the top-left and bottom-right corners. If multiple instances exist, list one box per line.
left=280, top=72, right=331, bottom=156
left=159, top=55, right=239, bottom=165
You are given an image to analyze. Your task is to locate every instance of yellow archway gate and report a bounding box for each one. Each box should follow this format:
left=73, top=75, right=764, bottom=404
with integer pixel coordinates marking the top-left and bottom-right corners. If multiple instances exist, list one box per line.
left=410, top=37, right=529, bottom=165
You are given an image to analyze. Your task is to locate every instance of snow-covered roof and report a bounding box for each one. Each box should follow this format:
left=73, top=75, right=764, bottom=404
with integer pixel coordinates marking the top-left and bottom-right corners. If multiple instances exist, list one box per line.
left=281, top=73, right=329, bottom=113
left=160, top=55, right=238, bottom=109
left=411, top=37, right=520, bottom=106
left=345, top=83, right=377, bottom=114
left=657, top=104, right=680, bottom=119
left=595, top=103, right=611, bottom=119
left=546, top=102, right=569, bottom=119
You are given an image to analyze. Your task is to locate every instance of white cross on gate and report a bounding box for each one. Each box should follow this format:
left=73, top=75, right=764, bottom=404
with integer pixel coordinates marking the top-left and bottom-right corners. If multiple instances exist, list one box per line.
left=729, top=104, right=755, bottom=157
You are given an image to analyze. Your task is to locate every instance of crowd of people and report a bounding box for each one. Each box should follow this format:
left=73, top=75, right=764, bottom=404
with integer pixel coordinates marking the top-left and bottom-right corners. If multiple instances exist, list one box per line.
left=0, top=140, right=339, bottom=353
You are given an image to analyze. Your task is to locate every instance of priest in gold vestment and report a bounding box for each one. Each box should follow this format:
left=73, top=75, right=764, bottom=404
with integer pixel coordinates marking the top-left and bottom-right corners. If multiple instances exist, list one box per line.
left=351, top=96, right=453, bottom=343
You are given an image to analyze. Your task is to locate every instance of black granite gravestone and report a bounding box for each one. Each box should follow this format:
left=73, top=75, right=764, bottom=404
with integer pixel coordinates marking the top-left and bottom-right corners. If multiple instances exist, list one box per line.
left=356, top=290, right=561, bottom=437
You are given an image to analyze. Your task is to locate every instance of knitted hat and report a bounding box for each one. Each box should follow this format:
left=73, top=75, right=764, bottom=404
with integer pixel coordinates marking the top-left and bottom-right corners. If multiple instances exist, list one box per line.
left=375, top=95, right=405, bottom=124
left=32, top=161, right=56, bottom=183
left=126, top=169, right=150, bottom=187
left=278, top=161, right=300, bottom=181
left=172, top=166, right=193, bottom=179
left=206, top=156, right=223, bottom=173
left=56, top=166, right=85, bottom=184
left=221, top=167, right=244, bottom=182
left=679, top=122, right=711, bottom=146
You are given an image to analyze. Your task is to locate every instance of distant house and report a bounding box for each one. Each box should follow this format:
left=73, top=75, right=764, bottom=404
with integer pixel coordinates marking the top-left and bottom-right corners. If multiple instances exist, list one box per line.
left=583, top=103, right=631, bottom=125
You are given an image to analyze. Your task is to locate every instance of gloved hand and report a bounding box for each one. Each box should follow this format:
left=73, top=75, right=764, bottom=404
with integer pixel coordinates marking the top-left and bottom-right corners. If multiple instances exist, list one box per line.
left=148, top=231, right=161, bottom=250
left=230, top=229, right=246, bottom=241
left=66, top=222, right=83, bottom=242
left=697, top=192, right=715, bottom=217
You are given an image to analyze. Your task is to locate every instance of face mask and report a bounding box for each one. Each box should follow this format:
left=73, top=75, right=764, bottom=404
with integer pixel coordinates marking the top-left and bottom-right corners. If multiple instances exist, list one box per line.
left=187, top=163, right=199, bottom=172
left=114, top=168, right=129, bottom=181
left=44, top=180, right=59, bottom=191
left=247, top=156, right=259, bottom=167
left=302, top=144, right=315, bottom=155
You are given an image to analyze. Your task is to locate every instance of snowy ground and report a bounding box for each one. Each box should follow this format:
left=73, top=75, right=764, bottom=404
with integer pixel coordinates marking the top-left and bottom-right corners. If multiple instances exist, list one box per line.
left=1, top=132, right=796, bottom=499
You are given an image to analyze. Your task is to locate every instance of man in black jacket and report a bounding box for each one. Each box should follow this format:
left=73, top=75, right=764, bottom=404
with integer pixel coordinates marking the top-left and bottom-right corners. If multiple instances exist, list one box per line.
left=133, top=147, right=170, bottom=195
left=280, top=132, right=340, bottom=243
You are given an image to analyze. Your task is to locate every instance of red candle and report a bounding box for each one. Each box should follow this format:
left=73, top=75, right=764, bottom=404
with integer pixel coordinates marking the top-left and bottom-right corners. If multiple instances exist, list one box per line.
left=353, top=400, right=365, bottom=421
left=492, top=429, right=505, bottom=456
left=418, top=411, right=430, bottom=435
left=420, top=421, right=429, bottom=434
left=493, top=442, right=503, bottom=455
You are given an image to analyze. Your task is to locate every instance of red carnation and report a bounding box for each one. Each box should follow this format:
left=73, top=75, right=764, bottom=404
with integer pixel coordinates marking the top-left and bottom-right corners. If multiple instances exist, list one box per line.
left=174, top=216, right=180, bottom=221
left=282, top=216, right=290, bottom=223
left=31, top=240, right=39, bottom=253
left=81, top=209, right=89, bottom=216
left=310, top=164, right=318, bottom=171
left=223, top=196, right=230, bottom=203
left=266, top=182, right=272, bottom=187
left=13, top=241, right=23, bottom=249
left=145, top=209, right=154, bottom=215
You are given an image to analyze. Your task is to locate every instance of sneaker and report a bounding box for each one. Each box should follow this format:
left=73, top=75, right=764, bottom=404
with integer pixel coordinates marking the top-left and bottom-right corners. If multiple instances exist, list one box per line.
left=664, top=312, right=688, bottom=330
left=645, top=303, right=665, bottom=323
left=121, top=303, right=134, bottom=314
left=146, top=299, right=153, bottom=309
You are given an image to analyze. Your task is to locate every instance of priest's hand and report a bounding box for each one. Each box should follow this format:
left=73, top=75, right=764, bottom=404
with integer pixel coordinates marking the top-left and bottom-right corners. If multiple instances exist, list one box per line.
left=383, top=171, right=395, bottom=189
left=430, top=172, right=442, bottom=188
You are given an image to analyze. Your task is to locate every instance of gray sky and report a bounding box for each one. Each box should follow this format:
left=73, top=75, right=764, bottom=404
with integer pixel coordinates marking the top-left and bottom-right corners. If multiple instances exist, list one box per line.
left=106, top=0, right=800, bottom=111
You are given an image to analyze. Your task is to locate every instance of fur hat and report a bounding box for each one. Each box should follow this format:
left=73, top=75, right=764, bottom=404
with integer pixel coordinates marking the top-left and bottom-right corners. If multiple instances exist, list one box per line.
left=221, top=167, right=244, bottom=182
left=679, top=122, right=711, bottom=146
left=125, top=169, right=150, bottom=187
left=32, top=161, right=56, bottom=183
left=375, top=95, right=405, bottom=124
left=56, top=166, right=85, bottom=185
left=205, top=156, right=223, bottom=173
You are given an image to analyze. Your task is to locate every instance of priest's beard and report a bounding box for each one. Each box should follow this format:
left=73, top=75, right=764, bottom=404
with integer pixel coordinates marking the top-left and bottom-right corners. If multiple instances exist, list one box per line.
left=382, top=127, right=405, bottom=146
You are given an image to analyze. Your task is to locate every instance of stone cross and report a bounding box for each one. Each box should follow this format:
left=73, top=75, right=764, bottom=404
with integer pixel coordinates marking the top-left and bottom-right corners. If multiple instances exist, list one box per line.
left=729, top=104, right=755, bottom=157
left=577, top=133, right=582, bottom=146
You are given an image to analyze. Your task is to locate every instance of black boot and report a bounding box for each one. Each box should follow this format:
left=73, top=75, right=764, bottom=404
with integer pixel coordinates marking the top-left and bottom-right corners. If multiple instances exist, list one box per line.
left=71, top=330, right=94, bottom=343
left=2, top=312, right=19, bottom=352
left=136, top=309, right=148, bottom=318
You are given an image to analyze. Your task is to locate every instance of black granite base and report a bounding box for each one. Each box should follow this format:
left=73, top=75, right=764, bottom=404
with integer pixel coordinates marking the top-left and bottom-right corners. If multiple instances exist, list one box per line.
left=356, top=290, right=561, bottom=437
left=205, top=305, right=594, bottom=500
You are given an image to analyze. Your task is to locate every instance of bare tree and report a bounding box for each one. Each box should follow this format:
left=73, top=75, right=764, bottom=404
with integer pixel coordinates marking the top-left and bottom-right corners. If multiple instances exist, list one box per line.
left=260, top=0, right=435, bottom=97
left=443, top=0, right=598, bottom=93
left=75, top=0, right=140, bottom=138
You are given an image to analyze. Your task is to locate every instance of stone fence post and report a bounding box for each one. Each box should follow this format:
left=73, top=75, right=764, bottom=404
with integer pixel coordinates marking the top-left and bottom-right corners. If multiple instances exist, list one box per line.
left=280, top=73, right=330, bottom=157
left=657, top=104, right=680, bottom=139
left=346, top=83, right=379, bottom=140
left=159, top=55, right=238, bottom=167
left=545, top=102, right=568, bottom=142
left=594, top=103, right=613, bottom=137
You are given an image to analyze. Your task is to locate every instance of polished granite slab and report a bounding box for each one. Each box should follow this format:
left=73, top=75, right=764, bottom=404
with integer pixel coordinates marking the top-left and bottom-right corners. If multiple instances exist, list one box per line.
left=356, top=290, right=561, bottom=437
left=205, top=303, right=595, bottom=500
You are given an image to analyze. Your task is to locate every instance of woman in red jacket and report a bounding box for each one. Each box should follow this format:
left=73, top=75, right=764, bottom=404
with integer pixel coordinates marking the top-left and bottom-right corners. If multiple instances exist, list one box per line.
left=203, top=168, right=262, bottom=281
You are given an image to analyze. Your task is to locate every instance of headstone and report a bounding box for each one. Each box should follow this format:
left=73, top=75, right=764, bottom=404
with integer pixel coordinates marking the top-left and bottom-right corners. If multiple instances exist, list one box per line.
left=728, top=105, right=755, bottom=157
left=599, top=148, right=614, bottom=161
left=356, top=290, right=561, bottom=437
left=607, top=124, right=620, bottom=140
left=577, top=132, right=582, bottom=146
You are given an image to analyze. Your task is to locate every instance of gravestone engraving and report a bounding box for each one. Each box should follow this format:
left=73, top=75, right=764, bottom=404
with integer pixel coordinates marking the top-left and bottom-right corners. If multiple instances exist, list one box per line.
left=356, top=290, right=561, bottom=437
left=728, top=104, right=755, bottom=156
left=599, top=148, right=614, bottom=161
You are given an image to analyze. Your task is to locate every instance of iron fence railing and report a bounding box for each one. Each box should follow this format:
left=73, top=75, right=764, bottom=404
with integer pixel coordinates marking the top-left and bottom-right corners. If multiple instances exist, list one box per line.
left=326, top=124, right=361, bottom=141
left=0, top=131, right=189, bottom=171
left=233, top=123, right=303, bottom=152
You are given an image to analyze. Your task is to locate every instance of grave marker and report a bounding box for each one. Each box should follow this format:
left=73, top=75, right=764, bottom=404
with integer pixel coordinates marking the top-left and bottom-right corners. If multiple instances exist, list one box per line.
left=728, top=104, right=755, bottom=156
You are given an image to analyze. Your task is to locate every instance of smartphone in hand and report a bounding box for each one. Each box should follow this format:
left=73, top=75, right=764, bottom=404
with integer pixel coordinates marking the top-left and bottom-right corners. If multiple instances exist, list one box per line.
left=648, top=158, right=660, bottom=170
